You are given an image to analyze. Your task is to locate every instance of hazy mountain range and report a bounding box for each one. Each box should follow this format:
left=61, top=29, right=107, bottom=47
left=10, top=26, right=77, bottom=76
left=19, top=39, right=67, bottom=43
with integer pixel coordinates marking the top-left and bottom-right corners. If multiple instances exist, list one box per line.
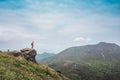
left=36, top=52, right=55, bottom=61
left=40, top=42, right=120, bottom=80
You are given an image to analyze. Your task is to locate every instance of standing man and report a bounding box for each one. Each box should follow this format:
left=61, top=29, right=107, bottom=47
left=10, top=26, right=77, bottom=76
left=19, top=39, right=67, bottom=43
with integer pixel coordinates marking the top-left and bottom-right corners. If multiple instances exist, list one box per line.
left=31, top=41, right=34, bottom=48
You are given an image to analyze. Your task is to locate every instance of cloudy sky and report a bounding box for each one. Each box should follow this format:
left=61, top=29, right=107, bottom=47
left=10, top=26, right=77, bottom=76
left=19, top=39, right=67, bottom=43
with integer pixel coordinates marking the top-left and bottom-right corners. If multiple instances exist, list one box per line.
left=0, top=0, right=120, bottom=53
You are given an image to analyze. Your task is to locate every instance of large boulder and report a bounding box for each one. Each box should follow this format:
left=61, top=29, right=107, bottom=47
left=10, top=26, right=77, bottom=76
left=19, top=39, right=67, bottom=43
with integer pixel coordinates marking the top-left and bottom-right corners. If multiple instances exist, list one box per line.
left=11, top=48, right=37, bottom=63
left=21, top=48, right=37, bottom=63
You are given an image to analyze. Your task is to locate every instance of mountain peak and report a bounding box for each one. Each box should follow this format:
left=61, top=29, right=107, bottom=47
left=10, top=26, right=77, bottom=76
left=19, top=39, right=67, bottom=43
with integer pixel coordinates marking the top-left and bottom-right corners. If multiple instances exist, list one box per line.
left=98, top=42, right=114, bottom=45
left=97, top=42, right=119, bottom=47
left=98, top=42, right=109, bottom=44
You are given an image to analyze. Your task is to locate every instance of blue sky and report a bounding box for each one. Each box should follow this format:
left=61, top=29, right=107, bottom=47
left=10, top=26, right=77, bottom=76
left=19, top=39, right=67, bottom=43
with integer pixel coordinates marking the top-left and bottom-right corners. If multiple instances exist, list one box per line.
left=0, top=0, right=120, bottom=53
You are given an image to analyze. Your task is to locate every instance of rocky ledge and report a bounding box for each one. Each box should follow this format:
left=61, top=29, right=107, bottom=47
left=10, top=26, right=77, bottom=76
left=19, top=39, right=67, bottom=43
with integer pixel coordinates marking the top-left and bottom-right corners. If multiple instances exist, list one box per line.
left=11, top=48, right=37, bottom=63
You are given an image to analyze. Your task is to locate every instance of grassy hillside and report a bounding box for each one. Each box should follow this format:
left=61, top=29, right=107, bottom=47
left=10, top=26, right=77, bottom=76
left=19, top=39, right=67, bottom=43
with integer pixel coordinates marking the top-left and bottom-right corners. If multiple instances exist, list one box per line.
left=0, top=52, right=69, bottom=80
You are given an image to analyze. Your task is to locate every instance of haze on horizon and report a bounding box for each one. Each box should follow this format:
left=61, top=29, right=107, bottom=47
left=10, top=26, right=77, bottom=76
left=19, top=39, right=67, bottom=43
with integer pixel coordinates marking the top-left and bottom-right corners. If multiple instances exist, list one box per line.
left=0, top=0, right=120, bottom=53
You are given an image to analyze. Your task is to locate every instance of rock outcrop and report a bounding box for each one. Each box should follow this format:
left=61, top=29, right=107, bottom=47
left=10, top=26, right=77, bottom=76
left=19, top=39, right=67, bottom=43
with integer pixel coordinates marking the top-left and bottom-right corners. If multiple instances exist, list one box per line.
left=12, top=50, right=22, bottom=57
left=12, top=48, right=37, bottom=63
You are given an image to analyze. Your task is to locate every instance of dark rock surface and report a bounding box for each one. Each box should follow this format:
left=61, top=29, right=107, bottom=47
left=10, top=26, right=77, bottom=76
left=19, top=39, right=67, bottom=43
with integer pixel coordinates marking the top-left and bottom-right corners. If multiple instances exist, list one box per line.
left=11, top=48, right=37, bottom=63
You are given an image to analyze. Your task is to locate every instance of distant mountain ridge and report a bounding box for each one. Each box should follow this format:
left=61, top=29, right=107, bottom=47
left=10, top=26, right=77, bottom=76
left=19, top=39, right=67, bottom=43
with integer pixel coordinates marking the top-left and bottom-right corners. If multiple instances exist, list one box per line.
left=42, top=42, right=120, bottom=80
left=36, top=52, right=55, bottom=61
left=42, top=42, right=120, bottom=63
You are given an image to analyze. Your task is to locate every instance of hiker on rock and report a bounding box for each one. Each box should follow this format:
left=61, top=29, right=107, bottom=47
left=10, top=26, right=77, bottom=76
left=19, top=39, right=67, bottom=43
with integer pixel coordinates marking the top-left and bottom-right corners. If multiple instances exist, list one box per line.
left=31, top=41, right=34, bottom=48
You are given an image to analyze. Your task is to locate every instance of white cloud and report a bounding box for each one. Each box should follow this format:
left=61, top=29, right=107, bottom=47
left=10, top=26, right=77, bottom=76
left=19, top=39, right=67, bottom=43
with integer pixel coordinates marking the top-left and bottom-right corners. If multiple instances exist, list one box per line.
left=0, top=26, right=36, bottom=42
left=74, top=37, right=92, bottom=42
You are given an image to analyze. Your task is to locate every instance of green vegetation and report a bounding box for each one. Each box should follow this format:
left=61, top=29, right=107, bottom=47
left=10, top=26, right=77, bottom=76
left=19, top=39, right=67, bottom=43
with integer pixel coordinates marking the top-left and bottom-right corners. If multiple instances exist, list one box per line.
left=0, top=52, right=69, bottom=80
left=82, top=60, right=120, bottom=78
left=42, top=42, right=120, bottom=80
left=84, top=61, right=119, bottom=75
left=49, top=60, right=120, bottom=80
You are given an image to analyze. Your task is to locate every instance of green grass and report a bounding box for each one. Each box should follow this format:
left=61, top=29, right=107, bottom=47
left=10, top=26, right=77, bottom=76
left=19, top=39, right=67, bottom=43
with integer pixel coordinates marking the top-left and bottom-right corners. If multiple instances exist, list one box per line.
left=82, top=60, right=120, bottom=76
left=0, top=52, right=69, bottom=80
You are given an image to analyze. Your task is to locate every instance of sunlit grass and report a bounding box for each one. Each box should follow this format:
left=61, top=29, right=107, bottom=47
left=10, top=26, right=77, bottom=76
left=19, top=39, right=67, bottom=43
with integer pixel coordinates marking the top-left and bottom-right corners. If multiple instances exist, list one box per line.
left=0, top=52, right=69, bottom=80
